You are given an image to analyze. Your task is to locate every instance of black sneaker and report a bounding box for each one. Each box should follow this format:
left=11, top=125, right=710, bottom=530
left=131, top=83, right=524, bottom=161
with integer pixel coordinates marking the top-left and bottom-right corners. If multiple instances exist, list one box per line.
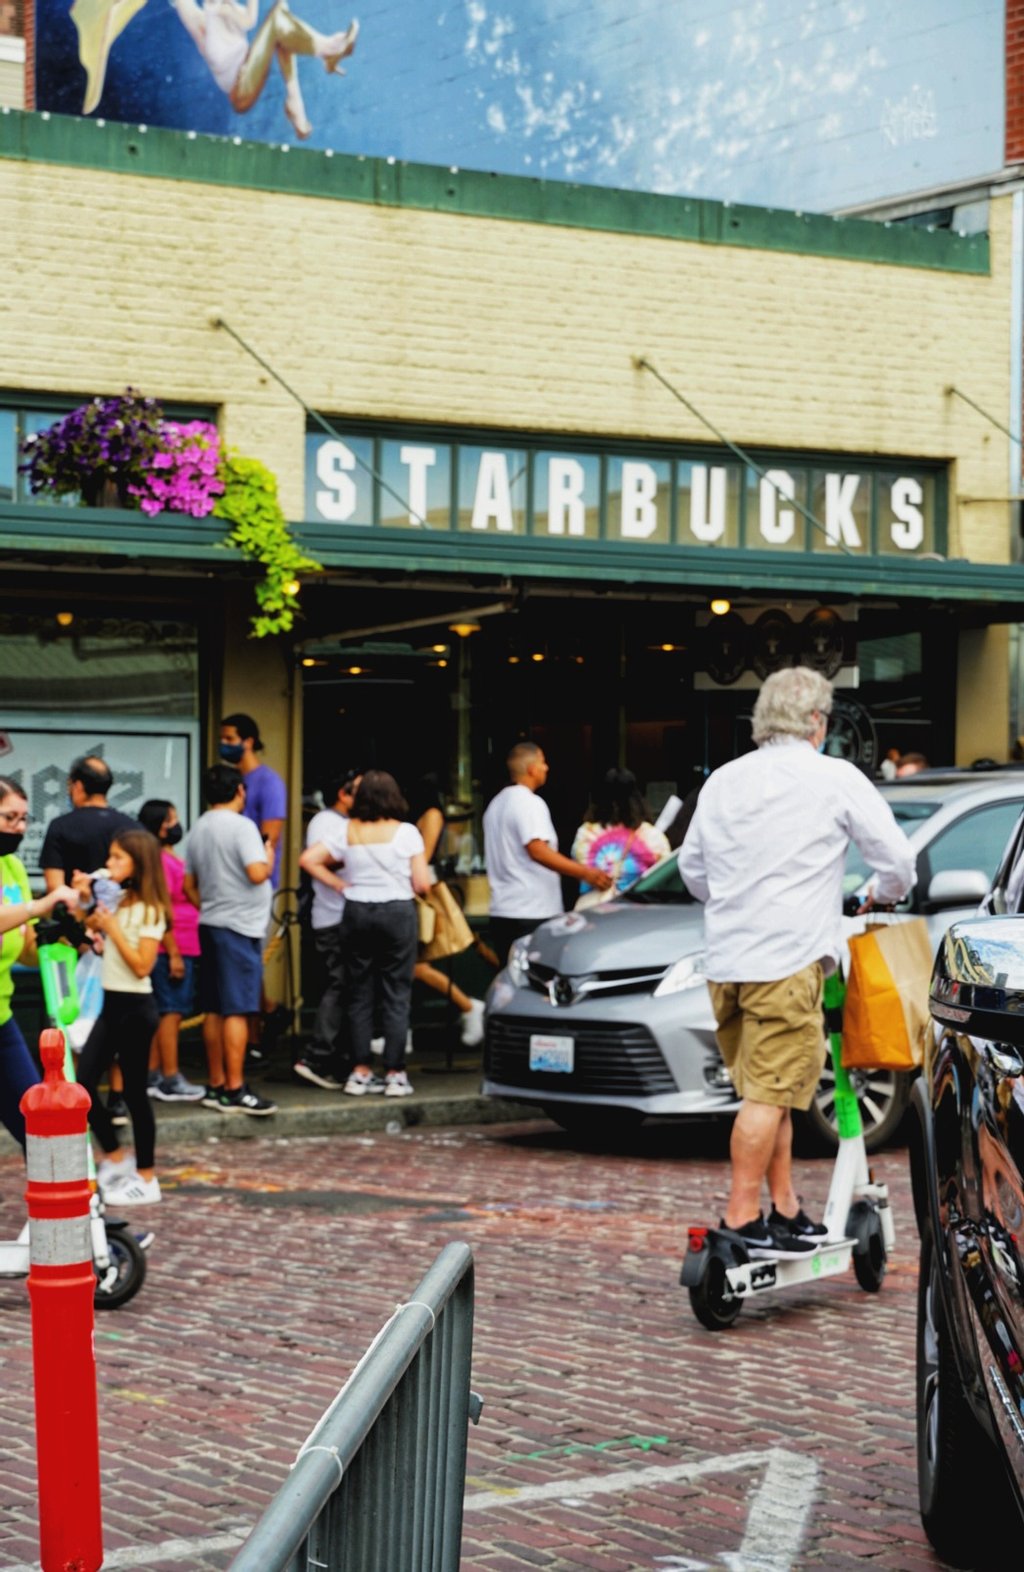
left=201, top=1084, right=225, bottom=1109
left=719, top=1213, right=817, bottom=1259
left=769, top=1205, right=828, bottom=1240
left=218, top=1083, right=277, bottom=1117
left=107, top=1094, right=129, bottom=1127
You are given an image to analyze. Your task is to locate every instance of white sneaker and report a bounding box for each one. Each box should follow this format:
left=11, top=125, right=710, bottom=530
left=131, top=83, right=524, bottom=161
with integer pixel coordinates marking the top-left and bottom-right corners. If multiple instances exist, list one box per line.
left=97, top=1155, right=136, bottom=1189
left=344, top=1069, right=385, bottom=1096
left=104, top=1172, right=161, bottom=1206
left=384, top=1070, right=414, bottom=1098
left=460, top=999, right=486, bottom=1047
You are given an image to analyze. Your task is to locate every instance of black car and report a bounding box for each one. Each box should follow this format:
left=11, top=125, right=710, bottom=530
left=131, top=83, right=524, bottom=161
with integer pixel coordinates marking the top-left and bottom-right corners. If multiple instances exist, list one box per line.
left=910, top=914, right=1024, bottom=1563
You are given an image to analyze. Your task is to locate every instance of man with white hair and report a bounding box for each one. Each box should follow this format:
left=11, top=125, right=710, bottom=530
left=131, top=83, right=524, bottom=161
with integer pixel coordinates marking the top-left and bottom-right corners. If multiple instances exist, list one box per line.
left=679, top=665, right=915, bottom=1256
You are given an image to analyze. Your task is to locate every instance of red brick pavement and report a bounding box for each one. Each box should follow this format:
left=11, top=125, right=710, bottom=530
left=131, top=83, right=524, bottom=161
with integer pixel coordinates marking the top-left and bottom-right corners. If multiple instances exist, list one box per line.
left=0, top=1121, right=947, bottom=1571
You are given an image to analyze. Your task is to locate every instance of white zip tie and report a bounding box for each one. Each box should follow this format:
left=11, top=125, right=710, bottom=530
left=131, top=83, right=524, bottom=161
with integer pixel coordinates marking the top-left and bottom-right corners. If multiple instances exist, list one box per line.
left=294, top=1444, right=344, bottom=1484
left=395, top=1300, right=436, bottom=1331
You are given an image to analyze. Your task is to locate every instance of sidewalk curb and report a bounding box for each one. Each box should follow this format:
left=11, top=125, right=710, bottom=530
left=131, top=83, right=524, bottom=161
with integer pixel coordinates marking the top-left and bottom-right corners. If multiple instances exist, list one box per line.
left=152, top=1092, right=538, bottom=1145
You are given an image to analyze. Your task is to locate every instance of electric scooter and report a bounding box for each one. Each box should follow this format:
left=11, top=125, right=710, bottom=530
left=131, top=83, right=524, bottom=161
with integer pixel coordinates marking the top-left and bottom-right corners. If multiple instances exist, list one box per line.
left=0, top=904, right=148, bottom=1310
left=681, top=968, right=894, bottom=1330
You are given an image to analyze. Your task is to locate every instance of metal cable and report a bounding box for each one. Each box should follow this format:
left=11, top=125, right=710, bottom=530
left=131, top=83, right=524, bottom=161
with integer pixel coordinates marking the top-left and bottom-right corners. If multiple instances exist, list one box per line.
left=635, top=356, right=854, bottom=557
left=209, top=314, right=431, bottom=527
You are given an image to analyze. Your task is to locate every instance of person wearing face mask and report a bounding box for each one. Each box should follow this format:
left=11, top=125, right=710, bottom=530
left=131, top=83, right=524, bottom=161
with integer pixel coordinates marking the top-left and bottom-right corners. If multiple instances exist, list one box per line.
left=0, top=776, right=80, bottom=1151
left=138, top=799, right=205, bottom=1103
left=679, top=666, right=915, bottom=1258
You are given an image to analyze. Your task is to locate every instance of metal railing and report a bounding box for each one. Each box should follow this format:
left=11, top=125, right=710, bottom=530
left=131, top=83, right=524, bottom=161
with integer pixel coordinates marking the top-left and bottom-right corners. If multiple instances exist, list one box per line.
left=230, top=1242, right=479, bottom=1572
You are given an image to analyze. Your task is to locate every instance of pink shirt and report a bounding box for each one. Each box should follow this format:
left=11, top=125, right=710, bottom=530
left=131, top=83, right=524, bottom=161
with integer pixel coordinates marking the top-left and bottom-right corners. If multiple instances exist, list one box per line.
left=162, top=849, right=200, bottom=957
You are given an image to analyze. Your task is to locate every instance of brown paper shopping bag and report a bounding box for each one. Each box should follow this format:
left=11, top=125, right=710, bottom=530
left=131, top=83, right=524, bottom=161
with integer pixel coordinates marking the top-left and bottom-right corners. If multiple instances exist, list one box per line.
left=841, top=917, right=934, bottom=1071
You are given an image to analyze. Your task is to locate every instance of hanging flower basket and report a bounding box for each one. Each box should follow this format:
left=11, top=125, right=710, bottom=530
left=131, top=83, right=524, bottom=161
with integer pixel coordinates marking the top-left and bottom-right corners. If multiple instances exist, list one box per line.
left=19, top=389, right=320, bottom=637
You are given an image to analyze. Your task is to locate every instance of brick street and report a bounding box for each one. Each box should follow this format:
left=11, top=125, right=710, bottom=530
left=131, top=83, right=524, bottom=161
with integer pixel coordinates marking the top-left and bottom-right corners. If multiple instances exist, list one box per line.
left=0, top=1119, right=943, bottom=1572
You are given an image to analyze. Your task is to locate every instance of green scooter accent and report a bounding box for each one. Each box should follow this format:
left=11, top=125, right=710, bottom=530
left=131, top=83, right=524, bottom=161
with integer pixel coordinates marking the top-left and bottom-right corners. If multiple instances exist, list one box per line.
left=823, top=969, right=863, bottom=1143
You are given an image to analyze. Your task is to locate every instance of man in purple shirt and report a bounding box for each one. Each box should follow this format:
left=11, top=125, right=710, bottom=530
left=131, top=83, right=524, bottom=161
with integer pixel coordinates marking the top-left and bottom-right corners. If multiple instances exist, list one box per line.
left=219, top=713, right=288, bottom=889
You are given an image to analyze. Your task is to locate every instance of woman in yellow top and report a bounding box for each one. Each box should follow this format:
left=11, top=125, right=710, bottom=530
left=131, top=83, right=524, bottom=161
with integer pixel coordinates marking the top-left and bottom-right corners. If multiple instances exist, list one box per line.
left=0, top=776, right=79, bottom=1151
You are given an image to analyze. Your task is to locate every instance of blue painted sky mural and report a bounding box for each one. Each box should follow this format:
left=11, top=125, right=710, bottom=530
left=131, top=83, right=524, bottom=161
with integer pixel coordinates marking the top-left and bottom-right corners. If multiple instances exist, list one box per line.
left=36, top=0, right=1004, bottom=212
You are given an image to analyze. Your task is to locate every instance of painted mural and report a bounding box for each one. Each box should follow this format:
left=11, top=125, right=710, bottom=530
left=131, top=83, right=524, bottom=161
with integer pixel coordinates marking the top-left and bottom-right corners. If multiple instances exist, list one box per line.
left=34, top=0, right=1004, bottom=212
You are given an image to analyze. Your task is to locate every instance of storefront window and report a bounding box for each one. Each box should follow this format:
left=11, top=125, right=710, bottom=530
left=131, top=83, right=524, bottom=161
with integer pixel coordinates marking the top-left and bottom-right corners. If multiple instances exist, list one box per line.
left=304, top=435, right=375, bottom=527
left=810, top=467, right=872, bottom=554
left=456, top=446, right=528, bottom=534
left=0, top=612, right=198, bottom=715
left=536, top=451, right=600, bottom=539
left=858, top=631, right=922, bottom=684
left=0, top=410, right=15, bottom=501
left=677, top=461, right=740, bottom=548
left=379, top=439, right=452, bottom=530
left=743, top=465, right=810, bottom=551
left=875, top=470, right=937, bottom=556
left=607, top=456, right=670, bottom=544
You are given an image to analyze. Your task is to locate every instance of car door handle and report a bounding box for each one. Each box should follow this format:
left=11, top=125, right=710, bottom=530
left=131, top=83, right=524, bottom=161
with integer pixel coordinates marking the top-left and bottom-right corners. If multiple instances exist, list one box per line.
left=981, top=1042, right=1024, bottom=1079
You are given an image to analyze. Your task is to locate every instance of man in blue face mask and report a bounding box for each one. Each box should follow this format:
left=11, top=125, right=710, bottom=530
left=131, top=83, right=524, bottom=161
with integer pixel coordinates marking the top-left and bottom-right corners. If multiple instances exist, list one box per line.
left=219, top=714, right=287, bottom=888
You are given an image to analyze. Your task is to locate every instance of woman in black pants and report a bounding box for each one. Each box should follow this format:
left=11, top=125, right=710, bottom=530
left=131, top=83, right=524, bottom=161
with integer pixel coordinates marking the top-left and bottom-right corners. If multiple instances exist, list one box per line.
left=74, top=828, right=172, bottom=1206
left=334, top=771, right=431, bottom=1098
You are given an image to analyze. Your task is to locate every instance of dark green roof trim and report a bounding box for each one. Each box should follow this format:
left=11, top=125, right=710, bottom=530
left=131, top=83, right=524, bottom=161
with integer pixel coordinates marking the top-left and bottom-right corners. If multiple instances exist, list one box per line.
left=4, top=502, right=1020, bottom=607
left=0, top=108, right=989, bottom=275
left=295, top=522, right=1024, bottom=605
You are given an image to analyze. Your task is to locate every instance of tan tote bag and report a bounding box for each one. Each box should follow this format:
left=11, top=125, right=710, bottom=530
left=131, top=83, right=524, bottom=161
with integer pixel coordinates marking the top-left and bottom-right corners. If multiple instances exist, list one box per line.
left=841, top=917, right=934, bottom=1071
left=419, top=881, right=475, bottom=962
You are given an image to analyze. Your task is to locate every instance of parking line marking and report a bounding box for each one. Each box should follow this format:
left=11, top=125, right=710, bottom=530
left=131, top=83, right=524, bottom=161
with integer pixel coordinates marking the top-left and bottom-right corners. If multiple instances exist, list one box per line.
left=464, top=1444, right=776, bottom=1511
left=722, top=1448, right=820, bottom=1570
left=4, top=1528, right=250, bottom=1571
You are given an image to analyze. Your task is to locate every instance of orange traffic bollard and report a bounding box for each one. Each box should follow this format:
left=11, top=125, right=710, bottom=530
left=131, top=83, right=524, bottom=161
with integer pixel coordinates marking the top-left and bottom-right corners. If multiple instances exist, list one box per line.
left=20, top=1028, right=103, bottom=1572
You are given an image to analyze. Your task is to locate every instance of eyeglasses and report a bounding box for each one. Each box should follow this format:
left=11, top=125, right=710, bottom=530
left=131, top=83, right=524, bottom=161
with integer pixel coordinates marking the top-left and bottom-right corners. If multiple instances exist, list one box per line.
left=0, top=810, right=30, bottom=828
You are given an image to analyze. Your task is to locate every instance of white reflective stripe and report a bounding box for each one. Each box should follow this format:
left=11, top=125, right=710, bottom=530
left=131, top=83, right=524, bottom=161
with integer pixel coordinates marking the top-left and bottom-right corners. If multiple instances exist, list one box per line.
left=29, top=1215, right=92, bottom=1267
left=26, top=1133, right=88, bottom=1184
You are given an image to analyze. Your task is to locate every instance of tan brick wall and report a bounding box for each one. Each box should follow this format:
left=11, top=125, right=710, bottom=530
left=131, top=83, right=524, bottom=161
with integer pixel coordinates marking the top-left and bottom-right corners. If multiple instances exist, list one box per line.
left=0, top=158, right=1014, bottom=567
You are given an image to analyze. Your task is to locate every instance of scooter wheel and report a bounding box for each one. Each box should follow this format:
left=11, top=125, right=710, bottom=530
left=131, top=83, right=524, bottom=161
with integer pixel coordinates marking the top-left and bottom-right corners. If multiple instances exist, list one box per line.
left=847, top=1201, right=886, bottom=1294
left=688, top=1254, right=742, bottom=1330
left=94, top=1226, right=147, bottom=1310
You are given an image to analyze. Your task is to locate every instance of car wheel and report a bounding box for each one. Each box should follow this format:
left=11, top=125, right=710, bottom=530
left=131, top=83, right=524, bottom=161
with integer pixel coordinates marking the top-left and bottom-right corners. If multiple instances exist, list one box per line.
left=795, top=1066, right=911, bottom=1155
left=543, top=1104, right=646, bottom=1141
left=916, top=1220, right=1015, bottom=1564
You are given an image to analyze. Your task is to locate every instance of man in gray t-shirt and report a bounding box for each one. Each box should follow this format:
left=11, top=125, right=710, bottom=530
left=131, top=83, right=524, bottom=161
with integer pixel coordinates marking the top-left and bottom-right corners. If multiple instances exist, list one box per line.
left=184, top=764, right=277, bottom=1116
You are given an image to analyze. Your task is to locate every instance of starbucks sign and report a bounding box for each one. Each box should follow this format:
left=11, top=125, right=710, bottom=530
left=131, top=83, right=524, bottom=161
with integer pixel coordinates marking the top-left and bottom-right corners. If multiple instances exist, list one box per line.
left=305, top=429, right=943, bottom=558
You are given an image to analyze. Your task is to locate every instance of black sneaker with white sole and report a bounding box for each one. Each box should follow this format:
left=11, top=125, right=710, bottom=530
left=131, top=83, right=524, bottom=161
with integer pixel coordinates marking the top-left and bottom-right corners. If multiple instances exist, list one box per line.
left=768, top=1205, right=828, bottom=1240
left=218, top=1083, right=277, bottom=1116
left=718, top=1213, right=818, bottom=1259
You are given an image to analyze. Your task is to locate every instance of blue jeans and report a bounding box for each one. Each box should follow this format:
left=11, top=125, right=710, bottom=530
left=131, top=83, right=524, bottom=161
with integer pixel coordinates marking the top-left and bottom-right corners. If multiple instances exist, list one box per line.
left=0, top=1014, right=40, bottom=1151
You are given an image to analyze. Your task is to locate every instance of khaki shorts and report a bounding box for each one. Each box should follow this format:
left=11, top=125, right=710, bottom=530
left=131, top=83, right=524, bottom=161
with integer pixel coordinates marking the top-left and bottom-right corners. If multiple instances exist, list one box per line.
left=708, top=963, right=826, bottom=1111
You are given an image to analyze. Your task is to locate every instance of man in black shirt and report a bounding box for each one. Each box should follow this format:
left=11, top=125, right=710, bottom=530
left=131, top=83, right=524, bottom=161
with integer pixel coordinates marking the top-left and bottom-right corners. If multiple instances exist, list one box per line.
left=40, top=755, right=142, bottom=890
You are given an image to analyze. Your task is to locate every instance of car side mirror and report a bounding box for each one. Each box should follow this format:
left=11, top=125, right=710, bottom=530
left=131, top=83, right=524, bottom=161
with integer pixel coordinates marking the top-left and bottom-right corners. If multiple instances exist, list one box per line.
left=930, top=916, right=1024, bottom=1048
left=927, top=869, right=991, bottom=908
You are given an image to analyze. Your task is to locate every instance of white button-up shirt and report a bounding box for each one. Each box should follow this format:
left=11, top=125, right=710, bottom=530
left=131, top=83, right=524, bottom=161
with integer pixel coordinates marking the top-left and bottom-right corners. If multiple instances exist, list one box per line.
left=679, top=738, right=916, bottom=983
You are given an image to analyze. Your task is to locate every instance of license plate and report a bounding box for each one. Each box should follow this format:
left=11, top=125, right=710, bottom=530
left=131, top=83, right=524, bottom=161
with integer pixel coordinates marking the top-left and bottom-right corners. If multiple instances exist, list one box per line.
left=529, top=1034, right=574, bottom=1073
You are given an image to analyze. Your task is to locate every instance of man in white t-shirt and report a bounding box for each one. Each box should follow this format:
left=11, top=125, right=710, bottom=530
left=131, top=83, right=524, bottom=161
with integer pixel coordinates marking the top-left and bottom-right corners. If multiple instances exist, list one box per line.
left=484, top=742, right=613, bottom=963
left=293, top=768, right=361, bottom=1091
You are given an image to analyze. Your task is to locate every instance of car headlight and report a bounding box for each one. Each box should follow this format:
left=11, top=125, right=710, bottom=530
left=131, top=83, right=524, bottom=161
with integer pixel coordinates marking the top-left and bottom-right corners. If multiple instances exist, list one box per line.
left=653, top=953, right=708, bottom=997
left=507, top=936, right=531, bottom=988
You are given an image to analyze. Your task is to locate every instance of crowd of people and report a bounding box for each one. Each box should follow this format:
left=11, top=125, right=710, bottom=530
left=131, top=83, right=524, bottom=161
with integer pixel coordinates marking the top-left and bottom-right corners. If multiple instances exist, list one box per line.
left=0, top=711, right=681, bottom=1209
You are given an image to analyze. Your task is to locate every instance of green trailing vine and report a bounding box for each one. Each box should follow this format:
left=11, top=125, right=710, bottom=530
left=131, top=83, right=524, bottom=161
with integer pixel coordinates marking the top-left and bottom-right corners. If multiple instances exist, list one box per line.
left=214, top=453, right=321, bottom=638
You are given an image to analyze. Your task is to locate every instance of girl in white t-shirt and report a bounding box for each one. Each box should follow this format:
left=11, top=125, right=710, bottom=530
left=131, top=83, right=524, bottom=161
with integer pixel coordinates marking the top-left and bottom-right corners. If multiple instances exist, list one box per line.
left=336, top=771, right=431, bottom=1097
left=73, top=830, right=171, bottom=1207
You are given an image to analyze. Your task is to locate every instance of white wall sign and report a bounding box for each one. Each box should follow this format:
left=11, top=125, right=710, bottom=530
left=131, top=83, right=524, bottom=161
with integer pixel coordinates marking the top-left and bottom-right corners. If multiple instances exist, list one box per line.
left=305, top=434, right=940, bottom=557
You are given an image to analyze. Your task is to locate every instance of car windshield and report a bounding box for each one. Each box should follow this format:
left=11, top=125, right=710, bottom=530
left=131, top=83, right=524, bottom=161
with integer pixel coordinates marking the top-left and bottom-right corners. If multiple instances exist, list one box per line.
left=623, top=854, right=696, bottom=904
left=843, top=798, right=939, bottom=890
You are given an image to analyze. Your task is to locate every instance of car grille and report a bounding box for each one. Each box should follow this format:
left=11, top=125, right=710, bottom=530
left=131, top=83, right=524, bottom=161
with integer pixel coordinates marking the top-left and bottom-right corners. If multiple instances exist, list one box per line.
left=485, top=1017, right=677, bottom=1096
left=526, top=960, right=666, bottom=1001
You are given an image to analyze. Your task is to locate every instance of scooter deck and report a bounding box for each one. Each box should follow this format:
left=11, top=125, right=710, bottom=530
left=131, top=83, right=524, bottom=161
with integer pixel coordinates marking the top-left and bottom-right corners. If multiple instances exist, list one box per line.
left=720, top=1238, right=855, bottom=1300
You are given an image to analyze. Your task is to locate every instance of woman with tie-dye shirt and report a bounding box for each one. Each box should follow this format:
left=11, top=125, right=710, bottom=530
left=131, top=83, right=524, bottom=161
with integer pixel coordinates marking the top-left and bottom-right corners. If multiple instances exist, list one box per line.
left=571, top=768, right=670, bottom=895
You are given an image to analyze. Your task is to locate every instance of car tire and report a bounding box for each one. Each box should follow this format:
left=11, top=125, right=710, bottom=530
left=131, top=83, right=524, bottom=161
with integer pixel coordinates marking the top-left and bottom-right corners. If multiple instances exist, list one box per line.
left=917, top=1221, right=1016, bottom=1565
left=795, top=1066, right=911, bottom=1155
left=543, top=1104, right=645, bottom=1141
